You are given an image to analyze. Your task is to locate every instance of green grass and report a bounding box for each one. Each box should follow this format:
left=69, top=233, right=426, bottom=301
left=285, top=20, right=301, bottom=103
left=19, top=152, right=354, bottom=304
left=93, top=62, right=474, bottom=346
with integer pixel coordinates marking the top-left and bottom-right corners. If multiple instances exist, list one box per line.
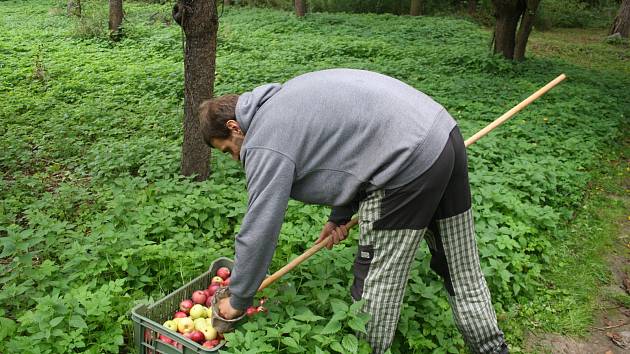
left=0, top=1, right=629, bottom=353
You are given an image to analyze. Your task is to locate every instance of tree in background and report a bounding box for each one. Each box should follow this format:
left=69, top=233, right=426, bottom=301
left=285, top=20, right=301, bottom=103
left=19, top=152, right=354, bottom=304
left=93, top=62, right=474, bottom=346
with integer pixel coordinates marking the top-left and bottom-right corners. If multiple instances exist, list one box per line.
left=610, top=0, right=630, bottom=37
left=468, top=0, right=477, bottom=15
left=67, top=0, right=81, bottom=17
left=410, top=0, right=422, bottom=16
left=491, top=0, right=541, bottom=61
left=173, top=0, right=218, bottom=181
left=109, top=0, right=123, bottom=40
left=295, top=0, right=306, bottom=17
left=224, top=0, right=232, bottom=5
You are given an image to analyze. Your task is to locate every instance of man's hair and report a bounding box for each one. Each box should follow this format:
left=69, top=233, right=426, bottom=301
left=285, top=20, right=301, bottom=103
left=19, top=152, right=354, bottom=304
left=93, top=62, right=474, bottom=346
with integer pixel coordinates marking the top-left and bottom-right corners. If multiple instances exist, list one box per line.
left=198, top=94, right=240, bottom=145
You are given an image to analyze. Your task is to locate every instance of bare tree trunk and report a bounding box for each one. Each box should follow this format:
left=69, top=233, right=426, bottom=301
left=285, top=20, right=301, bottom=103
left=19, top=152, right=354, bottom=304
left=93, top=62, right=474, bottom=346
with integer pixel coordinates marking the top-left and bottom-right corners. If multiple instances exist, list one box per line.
left=67, top=0, right=81, bottom=17
left=173, top=0, right=218, bottom=181
left=468, top=0, right=477, bottom=15
left=514, top=0, right=541, bottom=61
left=109, top=0, right=123, bottom=40
left=610, top=0, right=630, bottom=38
left=492, top=0, right=524, bottom=60
left=410, top=0, right=422, bottom=16
left=295, top=0, right=306, bottom=17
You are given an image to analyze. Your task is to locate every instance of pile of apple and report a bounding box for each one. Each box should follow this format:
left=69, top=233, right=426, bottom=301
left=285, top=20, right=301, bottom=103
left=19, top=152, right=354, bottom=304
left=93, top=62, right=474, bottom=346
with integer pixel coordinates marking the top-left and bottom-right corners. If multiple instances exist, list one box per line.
left=157, top=266, right=232, bottom=349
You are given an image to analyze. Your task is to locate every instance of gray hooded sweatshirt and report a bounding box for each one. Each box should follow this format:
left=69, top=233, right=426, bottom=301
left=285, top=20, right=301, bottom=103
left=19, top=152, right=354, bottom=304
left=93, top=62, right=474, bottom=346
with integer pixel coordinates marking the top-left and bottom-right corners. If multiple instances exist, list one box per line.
left=228, top=69, right=456, bottom=310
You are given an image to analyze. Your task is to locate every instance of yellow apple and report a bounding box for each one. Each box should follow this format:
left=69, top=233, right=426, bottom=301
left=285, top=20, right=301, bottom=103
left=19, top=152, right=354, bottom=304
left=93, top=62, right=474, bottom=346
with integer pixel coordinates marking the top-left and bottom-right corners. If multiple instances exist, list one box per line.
left=189, top=304, right=207, bottom=320
left=202, top=326, right=217, bottom=341
left=163, top=320, right=178, bottom=332
left=177, top=317, right=194, bottom=334
left=194, top=318, right=207, bottom=331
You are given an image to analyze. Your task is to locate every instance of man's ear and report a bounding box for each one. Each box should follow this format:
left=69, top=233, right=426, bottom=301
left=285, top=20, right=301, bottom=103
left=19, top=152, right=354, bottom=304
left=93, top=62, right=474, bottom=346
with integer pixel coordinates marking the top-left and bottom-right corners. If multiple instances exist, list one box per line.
left=226, top=120, right=242, bottom=135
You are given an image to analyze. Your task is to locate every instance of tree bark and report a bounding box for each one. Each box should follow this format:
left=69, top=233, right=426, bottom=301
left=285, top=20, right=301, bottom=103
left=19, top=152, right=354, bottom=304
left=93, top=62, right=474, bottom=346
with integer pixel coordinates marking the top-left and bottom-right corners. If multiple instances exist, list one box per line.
left=514, top=0, right=540, bottom=61
left=67, top=0, right=81, bottom=17
left=410, top=0, right=422, bottom=16
left=173, top=0, right=218, bottom=181
left=109, top=0, right=123, bottom=40
left=610, top=0, right=630, bottom=38
left=468, top=0, right=477, bottom=15
left=295, top=0, right=306, bottom=17
left=492, top=0, right=523, bottom=60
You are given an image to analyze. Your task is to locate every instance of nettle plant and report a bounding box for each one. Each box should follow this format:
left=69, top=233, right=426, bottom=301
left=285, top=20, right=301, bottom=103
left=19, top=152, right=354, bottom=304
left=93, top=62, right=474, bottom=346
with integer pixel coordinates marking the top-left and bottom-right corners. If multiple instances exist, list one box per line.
left=1, top=1, right=628, bottom=353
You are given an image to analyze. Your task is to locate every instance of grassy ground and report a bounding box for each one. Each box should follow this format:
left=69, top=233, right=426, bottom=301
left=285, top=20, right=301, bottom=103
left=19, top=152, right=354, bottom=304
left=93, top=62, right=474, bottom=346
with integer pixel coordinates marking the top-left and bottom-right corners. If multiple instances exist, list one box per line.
left=509, top=29, right=629, bottom=352
left=528, top=27, right=630, bottom=75
left=0, top=1, right=628, bottom=353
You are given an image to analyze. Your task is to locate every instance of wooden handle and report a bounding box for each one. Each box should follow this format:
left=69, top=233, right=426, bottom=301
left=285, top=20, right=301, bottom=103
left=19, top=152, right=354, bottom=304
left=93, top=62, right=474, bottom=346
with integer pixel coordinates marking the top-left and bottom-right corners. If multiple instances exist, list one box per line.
left=258, top=74, right=567, bottom=292
left=464, top=74, right=566, bottom=147
left=258, top=218, right=358, bottom=291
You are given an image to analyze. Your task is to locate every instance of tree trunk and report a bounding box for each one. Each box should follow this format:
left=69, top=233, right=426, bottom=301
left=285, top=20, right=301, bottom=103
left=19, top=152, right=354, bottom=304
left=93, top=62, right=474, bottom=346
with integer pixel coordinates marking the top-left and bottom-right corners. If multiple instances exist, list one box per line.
left=468, top=0, right=477, bottom=15
left=109, top=0, right=123, bottom=40
left=514, top=0, right=541, bottom=61
left=295, top=0, right=306, bottom=17
left=67, top=0, right=81, bottom=17
left=492, top=0, right=524, bottom=60
left=610, top=0, right=630, bottom=38
left=224, top=0, right=231, bottom=5
left=173, top=0, right=218, bottom=181
left=410, top=0, right=422, bottom=16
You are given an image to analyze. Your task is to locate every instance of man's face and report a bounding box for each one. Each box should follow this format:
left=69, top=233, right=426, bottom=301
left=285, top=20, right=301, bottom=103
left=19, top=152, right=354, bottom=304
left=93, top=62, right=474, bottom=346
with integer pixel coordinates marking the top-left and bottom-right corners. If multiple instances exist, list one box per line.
left=210, top=133, right=243, bottom=162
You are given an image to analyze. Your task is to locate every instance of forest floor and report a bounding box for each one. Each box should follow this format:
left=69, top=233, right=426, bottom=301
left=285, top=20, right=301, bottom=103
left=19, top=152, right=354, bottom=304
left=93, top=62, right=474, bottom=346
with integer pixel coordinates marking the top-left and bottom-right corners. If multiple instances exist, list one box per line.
left=519, top=28, right=630, bottom=354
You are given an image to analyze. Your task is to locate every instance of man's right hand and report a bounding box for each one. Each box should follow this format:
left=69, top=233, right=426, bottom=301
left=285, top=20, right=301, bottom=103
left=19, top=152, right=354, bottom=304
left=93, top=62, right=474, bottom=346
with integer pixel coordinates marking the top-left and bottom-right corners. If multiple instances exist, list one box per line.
left=315, top=221, right=349, bottom=250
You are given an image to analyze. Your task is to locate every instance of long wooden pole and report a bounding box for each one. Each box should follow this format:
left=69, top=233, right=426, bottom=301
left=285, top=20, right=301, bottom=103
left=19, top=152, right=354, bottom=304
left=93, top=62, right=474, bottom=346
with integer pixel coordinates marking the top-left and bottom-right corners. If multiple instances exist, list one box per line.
left=464, top=73, right=566, bottom=147
left=258, top=73, right=567, bottom=292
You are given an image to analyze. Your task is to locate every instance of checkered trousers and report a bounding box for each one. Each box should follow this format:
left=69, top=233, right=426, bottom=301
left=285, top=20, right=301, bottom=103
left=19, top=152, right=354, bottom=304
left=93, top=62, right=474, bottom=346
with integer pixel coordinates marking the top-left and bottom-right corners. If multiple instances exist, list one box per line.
left=353, top=190, right=505, bottom=354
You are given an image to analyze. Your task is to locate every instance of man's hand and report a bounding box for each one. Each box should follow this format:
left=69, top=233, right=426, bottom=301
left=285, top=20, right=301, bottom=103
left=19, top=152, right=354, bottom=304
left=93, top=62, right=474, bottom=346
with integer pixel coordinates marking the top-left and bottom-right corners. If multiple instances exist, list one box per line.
left=315, top=221, right=349, bottom=250
left=218, top=296, right=243, bottom=320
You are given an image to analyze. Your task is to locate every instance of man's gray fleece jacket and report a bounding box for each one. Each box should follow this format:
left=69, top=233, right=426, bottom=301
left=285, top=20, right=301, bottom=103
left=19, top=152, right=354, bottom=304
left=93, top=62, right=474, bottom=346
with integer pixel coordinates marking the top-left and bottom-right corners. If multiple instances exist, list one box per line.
left=228, top=69, right=456, bottom=310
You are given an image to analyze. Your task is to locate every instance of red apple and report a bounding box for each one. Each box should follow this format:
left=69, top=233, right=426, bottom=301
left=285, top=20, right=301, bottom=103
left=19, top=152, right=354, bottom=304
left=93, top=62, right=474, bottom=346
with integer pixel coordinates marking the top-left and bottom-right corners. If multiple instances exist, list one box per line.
left=190, top=330, right=205, bottom=343
left=174, top=311, right=187, bottom=319
left=180, top=299, right=194, bottom=314
left=158, top=334, right=174, bottom=345
left=207, top=284, right=220, bottom=296
left=202, top=341, right=214, bottom=348
left=246, top=306, right=258, bottom=317
left=209, top=339, right=220, bottom=346
left=203, top=289, right=211, bottom=298
left=216, top=267, right=231, bottom=280
left=221, top=277, right=231, bottom=286
left=192, top=290, right=207, bottom=305
left=211, top=276, right=223, bottom=285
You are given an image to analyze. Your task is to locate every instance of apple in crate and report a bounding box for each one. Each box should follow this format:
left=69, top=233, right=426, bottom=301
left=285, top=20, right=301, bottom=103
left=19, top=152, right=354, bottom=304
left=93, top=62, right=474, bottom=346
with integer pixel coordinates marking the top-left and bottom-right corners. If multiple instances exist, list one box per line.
left=211, top=276, right=223, bottom=285
left=202, top=326, right=217, bottom=341
left=174, top=311, right=187, bottom=319
left=189, top=304, right=206, bottom=320
left=190, top=330, right=205, bottom=343
left=203, top=339, right=220, bottom=348
left=163, top=320, right=178, bottom=331
left=194, top=318, right=207, bottom=331
left=177, top=317, right=194, bottom=334
left=180, top=299, right=194, bottom=314
left=216, top=267, right=230, bottom=280
left=192, top=290, right=207, bottom=305
left=158, top=334, right=175, bottom=345
left=208, top=284, right=220, bottom=296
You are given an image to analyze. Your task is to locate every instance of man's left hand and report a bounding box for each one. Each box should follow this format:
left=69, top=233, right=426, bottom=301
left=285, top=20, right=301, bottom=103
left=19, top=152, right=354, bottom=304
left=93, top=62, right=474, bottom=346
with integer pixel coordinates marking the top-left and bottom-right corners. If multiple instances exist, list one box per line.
left=218, top=296, right=243, bottom=320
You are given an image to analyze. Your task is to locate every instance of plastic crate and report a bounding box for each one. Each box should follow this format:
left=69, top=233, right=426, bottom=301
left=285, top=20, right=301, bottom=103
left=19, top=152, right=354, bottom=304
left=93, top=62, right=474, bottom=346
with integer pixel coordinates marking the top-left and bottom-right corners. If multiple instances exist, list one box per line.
left=131, top=257, right=234, bottom=353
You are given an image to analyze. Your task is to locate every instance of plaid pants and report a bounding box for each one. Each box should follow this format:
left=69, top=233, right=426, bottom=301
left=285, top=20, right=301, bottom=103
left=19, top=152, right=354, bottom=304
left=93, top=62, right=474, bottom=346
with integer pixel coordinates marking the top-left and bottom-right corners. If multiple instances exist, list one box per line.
left=351, top=128, right=506, bottom=354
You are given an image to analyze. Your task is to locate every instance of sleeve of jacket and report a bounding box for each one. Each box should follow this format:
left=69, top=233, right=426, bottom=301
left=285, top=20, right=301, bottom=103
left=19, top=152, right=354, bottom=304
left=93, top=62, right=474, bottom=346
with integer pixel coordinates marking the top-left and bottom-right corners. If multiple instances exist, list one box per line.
left=228, top=148, right=295, bottom=310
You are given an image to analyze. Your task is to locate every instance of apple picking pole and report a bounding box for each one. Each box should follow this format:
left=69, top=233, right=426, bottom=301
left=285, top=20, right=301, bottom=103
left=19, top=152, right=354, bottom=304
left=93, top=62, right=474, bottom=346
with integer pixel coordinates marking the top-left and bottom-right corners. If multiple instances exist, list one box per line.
left=464, top=73, right=566, bottom=147
left=257, top=73, right=566, bottom=292
left=257, top=218, right=359, bottom=291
